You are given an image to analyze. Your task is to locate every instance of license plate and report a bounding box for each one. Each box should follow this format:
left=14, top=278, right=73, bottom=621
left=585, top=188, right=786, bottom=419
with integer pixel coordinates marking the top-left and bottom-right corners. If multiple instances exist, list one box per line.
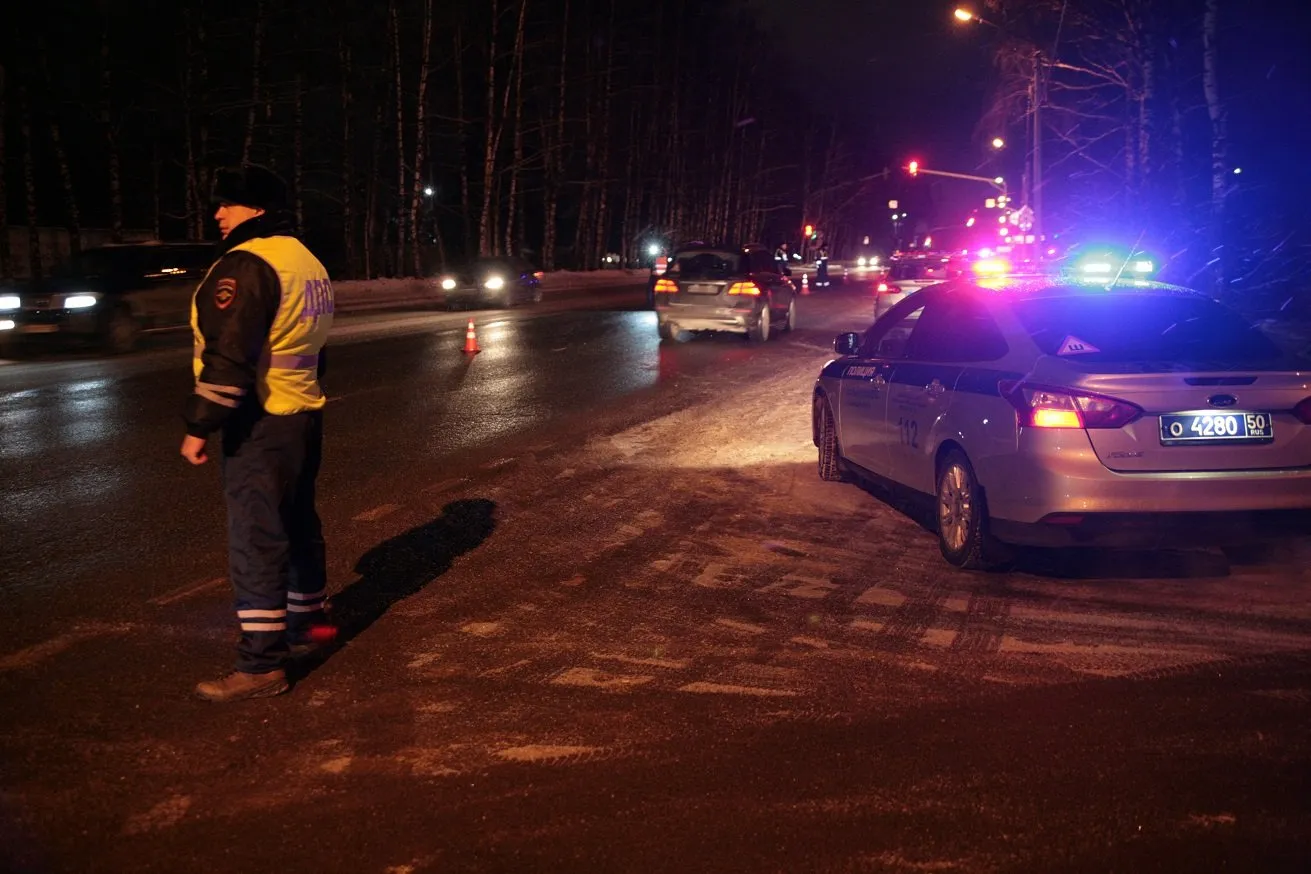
left=687, top=283, right=720, bottom=294
left=20, top=324, right=59, bottom=334
left=1159, top=412, right=1274, bottom=444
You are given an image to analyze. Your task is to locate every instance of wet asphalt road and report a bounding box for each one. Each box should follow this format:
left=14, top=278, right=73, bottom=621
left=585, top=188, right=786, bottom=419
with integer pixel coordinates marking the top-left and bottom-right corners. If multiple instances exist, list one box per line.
left=3, top=276, right=1311, bottom=873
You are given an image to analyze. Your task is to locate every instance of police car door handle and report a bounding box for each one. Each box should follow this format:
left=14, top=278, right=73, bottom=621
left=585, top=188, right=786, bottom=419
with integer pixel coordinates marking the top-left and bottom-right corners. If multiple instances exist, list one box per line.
left=925, top=378, right=945, bottom=397
left=870, top=373, right=887, bottom=387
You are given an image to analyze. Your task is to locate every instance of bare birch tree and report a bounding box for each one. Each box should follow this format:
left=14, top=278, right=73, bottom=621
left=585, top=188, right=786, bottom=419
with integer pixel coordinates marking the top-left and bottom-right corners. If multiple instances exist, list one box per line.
left=408, top=0, right=435, bottom=276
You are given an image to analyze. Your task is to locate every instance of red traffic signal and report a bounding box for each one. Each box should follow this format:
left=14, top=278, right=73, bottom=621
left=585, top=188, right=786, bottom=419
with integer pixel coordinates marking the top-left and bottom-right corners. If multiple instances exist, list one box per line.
left=803, top=224, right=814, bottom=238
left=908, top=160, right=920, bottom=176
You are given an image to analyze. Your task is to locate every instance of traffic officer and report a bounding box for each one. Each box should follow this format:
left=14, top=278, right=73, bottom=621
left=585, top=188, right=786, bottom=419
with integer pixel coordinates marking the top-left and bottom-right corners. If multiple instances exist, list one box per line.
left=774, top=242, right=792, bottom=275
left=816, top=242, right=831, bottom=287
left=181, top=164, right=335, bottom=702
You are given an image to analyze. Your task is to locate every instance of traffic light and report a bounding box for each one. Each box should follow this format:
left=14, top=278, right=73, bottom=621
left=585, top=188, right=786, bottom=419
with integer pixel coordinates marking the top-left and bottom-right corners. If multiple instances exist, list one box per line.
left=908, top=160, right=919, bottom=176
left=804, top=224, right=814, bottom=238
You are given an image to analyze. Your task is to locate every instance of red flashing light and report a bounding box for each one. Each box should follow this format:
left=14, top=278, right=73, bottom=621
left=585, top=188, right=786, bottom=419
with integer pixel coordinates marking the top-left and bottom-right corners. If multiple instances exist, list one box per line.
left=908, top=160, right=920, bottom=176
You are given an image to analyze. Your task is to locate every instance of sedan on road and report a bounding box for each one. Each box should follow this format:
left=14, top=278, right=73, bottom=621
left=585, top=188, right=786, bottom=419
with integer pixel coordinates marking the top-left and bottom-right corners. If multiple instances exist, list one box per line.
left=874, top=255, right=961, bottom=320
left=653, top=244, right=797, bottom=342
left=438, top=257, right=542, bottom=310
left=813, top=277, right=1311, bottom=569
left=0, top=242, right=216, bottom=355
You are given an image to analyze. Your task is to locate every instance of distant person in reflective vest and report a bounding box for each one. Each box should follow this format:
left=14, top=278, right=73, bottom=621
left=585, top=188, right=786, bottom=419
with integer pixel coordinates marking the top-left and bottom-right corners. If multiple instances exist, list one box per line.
left=774, top=243, right=792, bottom=275
left=181, top=163, right=335, bottom=703
left=816, top=243, right=831, bottom=287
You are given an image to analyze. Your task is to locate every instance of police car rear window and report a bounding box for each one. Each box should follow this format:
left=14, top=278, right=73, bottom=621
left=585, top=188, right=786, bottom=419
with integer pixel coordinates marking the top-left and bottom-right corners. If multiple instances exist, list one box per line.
left=1010, top=294, right=1286, bottom=369
left=671, top=251, right=741, bottom=280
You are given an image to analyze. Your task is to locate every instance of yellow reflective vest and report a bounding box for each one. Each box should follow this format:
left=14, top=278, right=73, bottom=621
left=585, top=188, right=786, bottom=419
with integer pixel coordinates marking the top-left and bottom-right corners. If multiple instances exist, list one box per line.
left=191, top=235, right=334, bottom=415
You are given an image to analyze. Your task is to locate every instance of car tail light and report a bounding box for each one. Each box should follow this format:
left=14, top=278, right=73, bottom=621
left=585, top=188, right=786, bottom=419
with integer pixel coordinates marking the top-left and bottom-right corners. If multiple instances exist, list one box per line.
left=1294, top=397, right=1311, bottom=423
left=1001, top=382, right=1143, bottom=430
left=727, top=282, right=761, bottom=296
left=876, top=282, right=890, bottom=293
left=533, top=271, right=544, bottom=279
left=654, top=278, right=678, bottom=293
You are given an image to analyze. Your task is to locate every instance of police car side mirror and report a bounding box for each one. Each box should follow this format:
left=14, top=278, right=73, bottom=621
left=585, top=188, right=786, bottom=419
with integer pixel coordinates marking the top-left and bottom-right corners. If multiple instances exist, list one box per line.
left=833, top=332, right=860, bottom=355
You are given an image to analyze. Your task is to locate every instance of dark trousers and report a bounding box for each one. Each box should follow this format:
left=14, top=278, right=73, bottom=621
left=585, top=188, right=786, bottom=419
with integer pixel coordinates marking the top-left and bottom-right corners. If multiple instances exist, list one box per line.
left=220, top=408, right=326, bottom=673
left=817, top=260, right=829, bottom=286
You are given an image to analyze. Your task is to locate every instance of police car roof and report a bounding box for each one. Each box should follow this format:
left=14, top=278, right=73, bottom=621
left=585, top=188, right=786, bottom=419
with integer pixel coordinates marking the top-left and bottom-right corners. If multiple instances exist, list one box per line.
left=950, top=275, right=1206, bottom=301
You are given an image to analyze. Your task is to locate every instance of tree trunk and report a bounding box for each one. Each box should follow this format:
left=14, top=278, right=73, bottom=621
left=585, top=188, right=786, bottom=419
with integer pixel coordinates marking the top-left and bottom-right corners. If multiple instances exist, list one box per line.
left=591, top=0, right=616, bottom=269
left=0, top=64, right=9, bottom=278
left=19, top=87, right=41, bottom=279
left=1202, top=0, right=1229, bottom=300
left=39, top=42, right=82, bottom=255
left=242, top=0, right=265, bottom=165
left=293, top=72, right=304, bottom=232
left=99, top=7, right=123, bottom=243
left=390, top=0, right=407, bottom=275
left=408, top=0, right=434, bottom=277
left=152, top=140, right=161, bottom=240
left=455, top=26, right=473, bottom=259
left=340, top=39, right=356, bottom=277
left=477, top=0, right=500, bottom=256
left=365, top=99, right=384, bottom=278
left=541, top=0, right=570, bottom=271
left=503, top=0, right=527, bottom=258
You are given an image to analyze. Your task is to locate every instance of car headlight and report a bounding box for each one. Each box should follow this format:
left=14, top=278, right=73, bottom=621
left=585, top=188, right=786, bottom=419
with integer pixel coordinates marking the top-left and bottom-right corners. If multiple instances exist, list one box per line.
left=440, top=277, right=457, bottom=291
left=857, top=257, right=867, bottom=267
left=0, top=294, right=19, bottom=311
left=484, top=276, right=505, bottom=290
left=64, top=294, right=100, bottom=309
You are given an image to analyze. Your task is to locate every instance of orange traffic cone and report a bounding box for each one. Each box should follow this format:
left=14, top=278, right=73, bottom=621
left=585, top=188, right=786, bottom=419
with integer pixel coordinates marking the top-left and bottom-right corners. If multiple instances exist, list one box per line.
left=800, top=273, right=810, bottom=295
left=463, top=318, right=481, bottom=354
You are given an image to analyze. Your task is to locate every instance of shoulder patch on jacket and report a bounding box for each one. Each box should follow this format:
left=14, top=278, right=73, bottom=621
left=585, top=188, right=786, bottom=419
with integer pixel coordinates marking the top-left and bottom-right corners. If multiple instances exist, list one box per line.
left=215, top=278, right=237, bottom=309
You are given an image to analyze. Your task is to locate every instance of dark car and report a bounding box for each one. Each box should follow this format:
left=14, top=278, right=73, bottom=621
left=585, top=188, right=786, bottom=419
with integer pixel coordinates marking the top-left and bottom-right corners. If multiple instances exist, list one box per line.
left=437, top=257, right=542, bottom=310
left=652, top=243, right=798, bottom=342
left=0, top=242, right=217, bottom=355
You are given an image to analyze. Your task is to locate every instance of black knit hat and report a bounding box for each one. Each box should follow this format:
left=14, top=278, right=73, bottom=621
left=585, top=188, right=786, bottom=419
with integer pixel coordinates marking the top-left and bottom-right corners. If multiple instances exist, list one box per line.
left=211, top=164, right=288, bottom=211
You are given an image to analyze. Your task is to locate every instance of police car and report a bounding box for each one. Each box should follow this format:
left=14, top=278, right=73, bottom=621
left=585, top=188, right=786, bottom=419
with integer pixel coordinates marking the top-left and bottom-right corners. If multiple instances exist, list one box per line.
left=812, top=275, right=1311, bottom=569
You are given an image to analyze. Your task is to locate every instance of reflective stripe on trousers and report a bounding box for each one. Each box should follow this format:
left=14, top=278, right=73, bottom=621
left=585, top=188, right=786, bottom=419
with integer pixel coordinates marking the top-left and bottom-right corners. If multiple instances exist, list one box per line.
left=220, top=407, right=326, bottom=673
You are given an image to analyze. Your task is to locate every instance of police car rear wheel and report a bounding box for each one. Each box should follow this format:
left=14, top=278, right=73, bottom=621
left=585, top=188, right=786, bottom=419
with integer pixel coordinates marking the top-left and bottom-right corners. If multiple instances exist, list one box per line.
left=936, top=449, right=1012, bottom=571
left=816, top=397, right=848, bottom=482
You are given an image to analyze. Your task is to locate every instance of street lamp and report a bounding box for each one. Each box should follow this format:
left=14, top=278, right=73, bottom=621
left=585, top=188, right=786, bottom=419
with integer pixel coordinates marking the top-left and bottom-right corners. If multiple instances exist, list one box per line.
left=423, top=186, right=434, bottom=197
left=991, top=137, right=1005, bottom=150
left=953, top=8, right=1044, bottom=257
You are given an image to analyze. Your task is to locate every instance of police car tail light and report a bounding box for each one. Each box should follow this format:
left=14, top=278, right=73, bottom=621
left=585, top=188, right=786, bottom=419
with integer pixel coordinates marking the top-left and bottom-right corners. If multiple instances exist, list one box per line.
left=1293, top=397, right=1311, bottom=424
left=727, top=282, right=761, bottom=296
left=654, top=279, right=678, bottom=294
left=1002, top=382, right=1142, bottom=430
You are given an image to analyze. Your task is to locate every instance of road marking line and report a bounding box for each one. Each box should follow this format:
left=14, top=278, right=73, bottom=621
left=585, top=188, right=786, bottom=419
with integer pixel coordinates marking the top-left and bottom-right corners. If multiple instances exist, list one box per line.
left=353, top=503, right=400, bottom=522
left=0, top=623, right=135, bottom=671
left=677, top=682, right=797, bottom=697
left=148, top=577, right=227, bottom=606
left=423, top=477, right=469, bottom=496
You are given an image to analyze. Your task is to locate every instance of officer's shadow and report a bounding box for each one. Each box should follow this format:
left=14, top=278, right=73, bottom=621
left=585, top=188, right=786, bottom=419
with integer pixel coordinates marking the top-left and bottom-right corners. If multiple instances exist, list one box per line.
left=290, top=498, right=497, bottom=681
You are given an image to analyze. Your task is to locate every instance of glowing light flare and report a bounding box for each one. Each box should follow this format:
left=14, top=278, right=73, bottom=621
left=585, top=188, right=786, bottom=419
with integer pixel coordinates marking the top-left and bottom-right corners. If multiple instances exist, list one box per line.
left=654, top=279, right=678, bottom=293
left=954, top=8, right=975, bottom=22
left=727, top=282, right=761, bottom=296
left=440, top=277, right=457, bottom=290
left=991, top=137, right=1005, bottom=149
left=972, top=257, right=1011, bottom=276
left=965, top=217, right=976, bottom=227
